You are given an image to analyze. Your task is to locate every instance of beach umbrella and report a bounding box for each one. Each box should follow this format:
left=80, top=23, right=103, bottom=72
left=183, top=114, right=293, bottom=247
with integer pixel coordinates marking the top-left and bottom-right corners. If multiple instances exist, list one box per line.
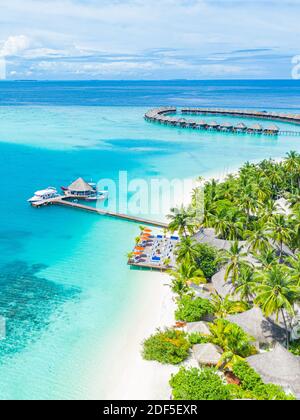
left=144, top=228, right=152, bottom=232
left=135, top=246, right=145, bottom=251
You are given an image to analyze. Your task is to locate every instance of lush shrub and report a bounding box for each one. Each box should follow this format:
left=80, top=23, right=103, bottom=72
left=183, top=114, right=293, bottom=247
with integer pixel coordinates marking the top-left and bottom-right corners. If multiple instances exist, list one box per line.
left=194, top=243, right=219, bottom=279
left=142, top=329, right=190, bottom=365
left=188, top=332, right=210, bottom=346
left=175, top=295, right=214, bottom=322
left=170, top=367, right=232, bottom=400
left=232, top=360, right=295, bottom=400
left=209, top=319, right=257, bottom=360
left=232, top=360, right=261, bottom=391
left=290, top=339, right=300, bottom=356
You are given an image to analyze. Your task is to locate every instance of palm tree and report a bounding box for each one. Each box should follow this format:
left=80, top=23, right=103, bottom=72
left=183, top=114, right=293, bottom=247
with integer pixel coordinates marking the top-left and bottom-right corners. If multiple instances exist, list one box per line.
left=167, top=206, right=195, bottom=237
left=175, top=236, right=199, bottom=265
left=267, top=214, right=292, bottom=262
left=210, top=293, right=249, bottom=318
left=170, top=261, right=207, bottom=290
left=219, top=241, right=252, bottom=285
left=234, top=266, right=257, bottom=304
left=284, top=151, right=300, bottom=192
left=245, top=221, right=270, bottom=254
left=286, top=253, right=300, bottom=286
left=290, top=205, right=300, bottom=251
left=237, top=189, right=257, bottom=222
left=254, top=265, right=300, bottom=348
left=253, top=247, right=278, bottom=270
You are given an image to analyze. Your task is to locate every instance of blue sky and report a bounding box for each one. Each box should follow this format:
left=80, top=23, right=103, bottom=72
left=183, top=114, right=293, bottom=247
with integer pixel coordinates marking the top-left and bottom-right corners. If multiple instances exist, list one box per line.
left=0, top=0, right=299, bottom=80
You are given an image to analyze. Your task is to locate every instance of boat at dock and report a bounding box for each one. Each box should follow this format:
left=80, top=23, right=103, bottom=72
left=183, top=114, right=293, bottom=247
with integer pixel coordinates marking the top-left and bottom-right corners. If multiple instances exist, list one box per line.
left=28, top=188, right=60, bottom=205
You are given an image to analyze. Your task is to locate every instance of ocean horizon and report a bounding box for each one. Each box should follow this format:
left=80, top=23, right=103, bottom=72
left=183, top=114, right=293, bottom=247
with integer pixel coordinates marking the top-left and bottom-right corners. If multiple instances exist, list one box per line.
left=0, top=80, right=300, bottom=399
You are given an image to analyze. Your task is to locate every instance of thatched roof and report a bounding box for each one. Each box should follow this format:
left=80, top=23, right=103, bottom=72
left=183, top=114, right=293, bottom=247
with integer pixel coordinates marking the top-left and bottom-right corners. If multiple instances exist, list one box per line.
left=68, top=178, right=94, bottom=192
left=221, top=122, right=233, bottom=128
left=208, top=121, right=219, bottom=127
left=193, top=343, right=223, bottom=366
left=247, top=344, right=300, bottom=399
left=197, top=120, right=207, bottom=126
left=266, top=124, right=279, bottom=131
left=228, top=307, right=286, bottom=346
left=275, top=198, right=292, bottom=216
left=250, top=123, right=263, bottom=130
left=211, top=269, right=240, bottom=300
left=235, top=123, right=247, bottom=129
left=186, top=321, right=211, bottom=335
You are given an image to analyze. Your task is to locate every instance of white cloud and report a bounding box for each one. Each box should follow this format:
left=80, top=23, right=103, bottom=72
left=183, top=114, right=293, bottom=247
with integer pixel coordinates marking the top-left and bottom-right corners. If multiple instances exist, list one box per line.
left=0, top=35, right=31, bottom=57
left=0, top=0, right=299, bottom=78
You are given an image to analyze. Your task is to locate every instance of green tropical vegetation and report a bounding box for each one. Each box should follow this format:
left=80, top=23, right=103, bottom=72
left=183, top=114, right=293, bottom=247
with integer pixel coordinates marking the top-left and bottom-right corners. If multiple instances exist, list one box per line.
left=170, top=367, right=232, bottom=400
left=142, top=329, right=190, bottom=365
left=232, top=361, right=295, bottom=400
left=142, top=152, right=300, bottom=400
left=170, top=362, right=294, bottom=400
left=175, top=295, right=214, bottom=322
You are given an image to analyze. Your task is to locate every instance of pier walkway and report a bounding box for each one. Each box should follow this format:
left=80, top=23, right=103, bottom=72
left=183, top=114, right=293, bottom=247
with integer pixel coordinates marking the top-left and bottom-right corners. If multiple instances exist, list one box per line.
left=32, top=197, right=168, bottom=228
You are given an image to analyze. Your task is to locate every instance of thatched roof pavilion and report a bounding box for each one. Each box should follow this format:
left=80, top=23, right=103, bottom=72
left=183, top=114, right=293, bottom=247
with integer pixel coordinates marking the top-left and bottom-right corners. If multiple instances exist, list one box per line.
left=193, top=343, right=223, bottom=366
left=234, top=122, right=247, bottom=130
left=208, top=121, right=219, bottom=128
left=186, top=321, right=211, bottom=335
left=265, top=124, right=279, bottom=134
left=228, top=307, right=286, bottom=347
left=247, top=344, right=300, bottom=399
left=67, top=178, right=94, bottom=193
left=250, top=123, right=263, bottom=132
left=221, top=122, right=233, bottom=129
left=211, top=269, right=240, bottom=300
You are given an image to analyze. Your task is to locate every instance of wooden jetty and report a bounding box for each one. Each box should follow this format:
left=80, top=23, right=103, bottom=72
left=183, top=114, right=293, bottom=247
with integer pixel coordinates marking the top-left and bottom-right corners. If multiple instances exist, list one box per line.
left=32, top=197, right=168, bottom=228
left=145, top=107, right=300, bottom=136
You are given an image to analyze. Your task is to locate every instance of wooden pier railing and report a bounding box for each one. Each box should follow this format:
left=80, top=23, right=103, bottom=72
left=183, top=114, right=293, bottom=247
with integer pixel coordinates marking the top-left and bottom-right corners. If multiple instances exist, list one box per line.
left=33, top=198, right=168, bottom=228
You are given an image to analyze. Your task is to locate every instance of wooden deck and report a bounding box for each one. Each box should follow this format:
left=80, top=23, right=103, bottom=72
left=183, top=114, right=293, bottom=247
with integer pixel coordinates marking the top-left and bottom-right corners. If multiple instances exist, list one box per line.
left=128, top=261, right=169, bottom=271
left=32, top=197, right=168, bottom=228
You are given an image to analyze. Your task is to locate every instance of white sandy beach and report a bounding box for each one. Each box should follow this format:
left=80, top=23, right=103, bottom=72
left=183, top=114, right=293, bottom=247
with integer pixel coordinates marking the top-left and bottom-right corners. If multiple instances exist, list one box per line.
left=102, top=270, right=178, bottom=400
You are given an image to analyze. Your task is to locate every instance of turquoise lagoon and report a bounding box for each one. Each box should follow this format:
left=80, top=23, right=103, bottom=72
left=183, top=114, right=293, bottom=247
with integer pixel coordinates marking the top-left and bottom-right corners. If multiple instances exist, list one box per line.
left=0, top=81, right=300, bottom=399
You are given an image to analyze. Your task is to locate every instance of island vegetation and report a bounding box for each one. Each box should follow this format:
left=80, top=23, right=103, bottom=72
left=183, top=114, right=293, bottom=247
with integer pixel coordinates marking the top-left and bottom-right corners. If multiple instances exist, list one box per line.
left=141, top=151, right=300, bottom=400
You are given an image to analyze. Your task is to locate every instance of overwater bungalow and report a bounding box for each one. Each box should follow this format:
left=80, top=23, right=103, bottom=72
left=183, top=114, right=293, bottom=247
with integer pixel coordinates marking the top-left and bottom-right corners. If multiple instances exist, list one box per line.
left=197, top=120, right=208, bottom=129
left=220, top=122, right=233, bottom=132
left=234, top=122, right=247, bottom=133
left=249, top=123, right=263, bottom=134
left=207, top=121, right=219, bottom=130
left=264, top=124, right=279, bottom=135
left=177, top=118, right=187, bottom=127
left=187, top=119, right=197, bottom=128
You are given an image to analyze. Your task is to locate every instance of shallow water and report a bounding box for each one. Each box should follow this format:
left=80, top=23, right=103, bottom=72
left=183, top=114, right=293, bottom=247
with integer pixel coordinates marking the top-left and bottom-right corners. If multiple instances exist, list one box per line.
left=0, top=81, right=299, bottom=399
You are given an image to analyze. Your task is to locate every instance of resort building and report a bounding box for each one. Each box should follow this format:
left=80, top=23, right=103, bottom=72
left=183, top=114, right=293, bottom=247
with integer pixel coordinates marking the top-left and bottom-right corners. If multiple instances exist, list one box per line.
left=247, top=344, right=300, bottom=399
left=63, top=177, right=96, bottom=199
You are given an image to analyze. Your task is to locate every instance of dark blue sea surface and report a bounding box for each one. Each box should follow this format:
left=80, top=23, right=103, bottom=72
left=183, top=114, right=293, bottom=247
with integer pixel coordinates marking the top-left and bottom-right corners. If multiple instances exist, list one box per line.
left=0, top=80, right=300, bottom=109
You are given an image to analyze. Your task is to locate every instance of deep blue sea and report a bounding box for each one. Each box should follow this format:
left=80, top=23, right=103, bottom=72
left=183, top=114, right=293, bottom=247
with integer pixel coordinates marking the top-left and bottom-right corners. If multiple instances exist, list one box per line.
left=0, top=80, right=299, bottom=400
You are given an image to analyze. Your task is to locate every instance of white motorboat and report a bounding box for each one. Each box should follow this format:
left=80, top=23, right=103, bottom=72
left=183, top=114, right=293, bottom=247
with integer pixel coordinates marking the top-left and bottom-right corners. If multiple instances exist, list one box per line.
left=28, top=187, right=60, bottom=204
